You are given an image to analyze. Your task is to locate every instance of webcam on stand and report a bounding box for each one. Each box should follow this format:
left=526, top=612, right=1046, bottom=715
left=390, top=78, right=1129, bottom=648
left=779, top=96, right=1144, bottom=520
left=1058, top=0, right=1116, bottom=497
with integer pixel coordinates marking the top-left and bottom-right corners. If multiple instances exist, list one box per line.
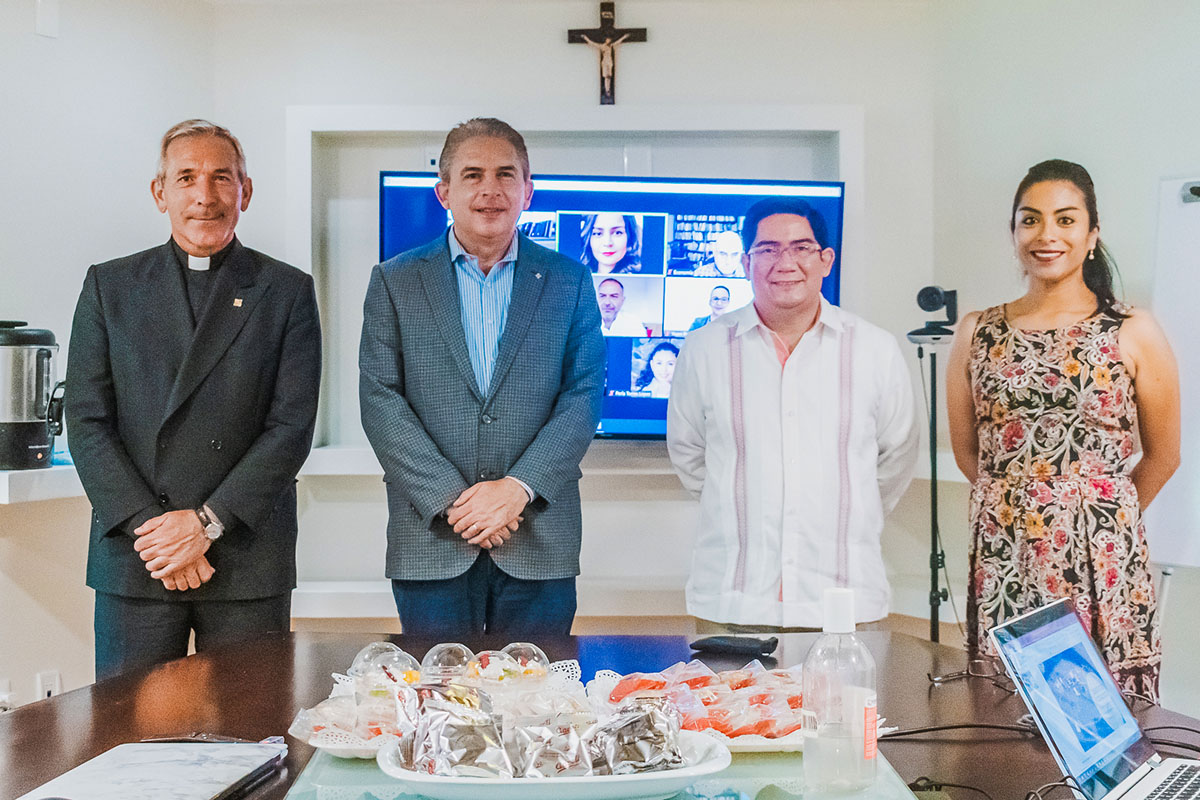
left=907, top=286, right=957, bottom=345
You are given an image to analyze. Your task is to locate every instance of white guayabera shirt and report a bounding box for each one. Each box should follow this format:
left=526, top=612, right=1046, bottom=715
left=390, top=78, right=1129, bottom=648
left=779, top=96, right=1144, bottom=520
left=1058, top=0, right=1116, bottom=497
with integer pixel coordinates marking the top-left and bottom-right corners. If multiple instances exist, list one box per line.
left=667, top=298, right=920, bottom=627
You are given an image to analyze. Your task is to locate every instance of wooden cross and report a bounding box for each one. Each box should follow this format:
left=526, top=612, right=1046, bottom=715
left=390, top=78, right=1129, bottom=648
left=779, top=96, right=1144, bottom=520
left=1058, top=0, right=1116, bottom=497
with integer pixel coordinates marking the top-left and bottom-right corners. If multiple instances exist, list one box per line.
left=568, top=2, right=647, bottom=105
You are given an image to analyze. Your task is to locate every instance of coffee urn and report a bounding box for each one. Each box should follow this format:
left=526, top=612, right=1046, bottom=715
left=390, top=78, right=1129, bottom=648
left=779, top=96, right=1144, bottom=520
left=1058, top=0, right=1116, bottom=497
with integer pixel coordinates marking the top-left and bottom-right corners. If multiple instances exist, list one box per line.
left=0, top=320, right=65, bottom=470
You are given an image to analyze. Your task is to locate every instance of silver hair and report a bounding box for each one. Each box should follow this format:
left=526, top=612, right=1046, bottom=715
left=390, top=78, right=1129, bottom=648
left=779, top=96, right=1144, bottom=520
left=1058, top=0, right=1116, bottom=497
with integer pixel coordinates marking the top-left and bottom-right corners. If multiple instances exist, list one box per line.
left=438, top=118, right=530, bottom=182
left=155, top=119, right=247, bottom=183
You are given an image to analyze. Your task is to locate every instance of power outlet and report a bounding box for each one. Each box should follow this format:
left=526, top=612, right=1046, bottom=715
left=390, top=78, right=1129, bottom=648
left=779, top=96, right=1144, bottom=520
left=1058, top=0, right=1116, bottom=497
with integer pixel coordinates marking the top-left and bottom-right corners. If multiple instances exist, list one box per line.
left=36, top=670, right=62, bottom=699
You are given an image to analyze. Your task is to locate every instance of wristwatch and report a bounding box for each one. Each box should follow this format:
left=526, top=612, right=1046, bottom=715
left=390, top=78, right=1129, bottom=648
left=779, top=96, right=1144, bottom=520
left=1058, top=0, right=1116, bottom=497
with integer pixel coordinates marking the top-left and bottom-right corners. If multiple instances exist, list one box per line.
left=195, top=504, right=224, bottom=541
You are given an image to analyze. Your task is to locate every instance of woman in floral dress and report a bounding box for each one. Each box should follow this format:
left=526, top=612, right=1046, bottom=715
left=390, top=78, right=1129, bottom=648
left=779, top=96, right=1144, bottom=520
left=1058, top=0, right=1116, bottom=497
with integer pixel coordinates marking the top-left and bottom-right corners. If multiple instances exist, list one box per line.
left=946, top=160, right=1180, bottom=700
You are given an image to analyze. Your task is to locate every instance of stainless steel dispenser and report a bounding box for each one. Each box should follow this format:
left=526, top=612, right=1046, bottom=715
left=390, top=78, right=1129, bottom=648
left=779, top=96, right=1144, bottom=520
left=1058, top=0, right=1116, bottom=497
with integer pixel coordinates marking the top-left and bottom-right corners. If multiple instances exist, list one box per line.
left=0, top=321, right=64, bottom=470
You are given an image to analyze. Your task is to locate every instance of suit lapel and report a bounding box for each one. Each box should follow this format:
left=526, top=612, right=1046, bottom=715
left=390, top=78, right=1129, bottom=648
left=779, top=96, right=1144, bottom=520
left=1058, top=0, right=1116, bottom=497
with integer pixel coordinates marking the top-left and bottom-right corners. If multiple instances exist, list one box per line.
left=162, top=240, right=267, bottom=423
left=418, top=240, right=484, bottom=402
left=487, top=239, right=546, bottom=402
left=142, top=242, right=194, bottom=386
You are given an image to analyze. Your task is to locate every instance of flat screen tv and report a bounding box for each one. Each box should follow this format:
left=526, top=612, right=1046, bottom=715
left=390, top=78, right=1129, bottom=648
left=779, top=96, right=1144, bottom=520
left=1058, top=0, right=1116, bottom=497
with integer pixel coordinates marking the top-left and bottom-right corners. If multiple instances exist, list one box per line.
left=380, top=172, right=846, bottom=438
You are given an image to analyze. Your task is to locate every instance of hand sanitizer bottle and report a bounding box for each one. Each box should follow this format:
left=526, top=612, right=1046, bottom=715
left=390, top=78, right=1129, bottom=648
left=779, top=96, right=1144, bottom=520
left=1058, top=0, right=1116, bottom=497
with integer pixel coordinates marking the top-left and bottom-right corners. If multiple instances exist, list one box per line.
left=801, top=587, right=878, bottom=793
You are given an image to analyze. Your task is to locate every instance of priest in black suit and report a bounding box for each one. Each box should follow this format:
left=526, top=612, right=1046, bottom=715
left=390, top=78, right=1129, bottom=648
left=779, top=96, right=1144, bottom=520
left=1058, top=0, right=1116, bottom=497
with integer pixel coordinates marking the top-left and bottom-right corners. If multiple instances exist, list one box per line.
left=65, top=120, right=321, bottom=681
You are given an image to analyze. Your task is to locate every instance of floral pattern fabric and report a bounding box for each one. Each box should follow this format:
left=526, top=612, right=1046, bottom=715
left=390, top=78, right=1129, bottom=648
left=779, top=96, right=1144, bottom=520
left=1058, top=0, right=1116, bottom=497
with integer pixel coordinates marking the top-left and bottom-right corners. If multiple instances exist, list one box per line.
left=966, top=304, right=1160, bottom=700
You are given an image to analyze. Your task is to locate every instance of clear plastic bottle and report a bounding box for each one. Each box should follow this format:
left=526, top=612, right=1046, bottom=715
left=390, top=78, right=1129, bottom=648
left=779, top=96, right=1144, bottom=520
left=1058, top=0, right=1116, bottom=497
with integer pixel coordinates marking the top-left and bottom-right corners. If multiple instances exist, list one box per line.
left=801, top=587, right=878, bottom=793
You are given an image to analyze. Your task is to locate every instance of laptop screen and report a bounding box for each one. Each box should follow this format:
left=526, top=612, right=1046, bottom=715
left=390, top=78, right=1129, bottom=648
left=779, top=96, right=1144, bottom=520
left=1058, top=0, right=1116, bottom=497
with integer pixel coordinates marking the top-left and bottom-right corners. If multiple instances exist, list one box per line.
left=991, top=599, right=1157, bottom=799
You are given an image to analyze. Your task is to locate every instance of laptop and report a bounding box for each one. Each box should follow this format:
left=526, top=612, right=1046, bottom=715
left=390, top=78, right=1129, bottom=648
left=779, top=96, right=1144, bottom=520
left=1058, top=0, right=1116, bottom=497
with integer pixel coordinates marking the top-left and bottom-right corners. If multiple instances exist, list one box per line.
left=991, top=598, right=1200, bottom=800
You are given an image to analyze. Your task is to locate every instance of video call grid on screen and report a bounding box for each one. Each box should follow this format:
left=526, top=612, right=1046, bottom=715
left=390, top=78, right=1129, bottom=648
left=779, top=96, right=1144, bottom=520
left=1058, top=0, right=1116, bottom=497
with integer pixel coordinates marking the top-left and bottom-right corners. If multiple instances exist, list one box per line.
left=380, top=172, right=846, bottom=439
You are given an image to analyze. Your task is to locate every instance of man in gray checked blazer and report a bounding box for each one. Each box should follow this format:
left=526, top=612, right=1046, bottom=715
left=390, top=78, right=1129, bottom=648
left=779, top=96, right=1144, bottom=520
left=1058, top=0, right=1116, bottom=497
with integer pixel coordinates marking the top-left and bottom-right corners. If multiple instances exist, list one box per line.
left=359, top=118, right=606, bottom=637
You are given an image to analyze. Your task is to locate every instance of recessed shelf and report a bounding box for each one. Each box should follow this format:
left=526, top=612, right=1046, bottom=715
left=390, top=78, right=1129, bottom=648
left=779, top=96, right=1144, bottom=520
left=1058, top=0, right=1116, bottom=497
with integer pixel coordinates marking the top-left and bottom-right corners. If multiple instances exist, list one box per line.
left=0, top=464, right=84, bottom=504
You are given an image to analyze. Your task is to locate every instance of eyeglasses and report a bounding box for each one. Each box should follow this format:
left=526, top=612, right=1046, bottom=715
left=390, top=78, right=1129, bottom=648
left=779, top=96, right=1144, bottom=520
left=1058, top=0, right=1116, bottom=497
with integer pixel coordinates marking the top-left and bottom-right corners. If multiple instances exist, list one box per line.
left=927, top=659, right=1016, bottom=693
left=748, top=242, right=823, bottom=263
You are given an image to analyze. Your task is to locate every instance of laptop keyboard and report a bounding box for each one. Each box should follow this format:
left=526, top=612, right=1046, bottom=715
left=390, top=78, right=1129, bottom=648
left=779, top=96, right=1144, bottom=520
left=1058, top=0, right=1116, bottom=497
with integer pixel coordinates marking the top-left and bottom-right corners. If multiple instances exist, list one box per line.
left=1146, top=765, right=1200, bottom=800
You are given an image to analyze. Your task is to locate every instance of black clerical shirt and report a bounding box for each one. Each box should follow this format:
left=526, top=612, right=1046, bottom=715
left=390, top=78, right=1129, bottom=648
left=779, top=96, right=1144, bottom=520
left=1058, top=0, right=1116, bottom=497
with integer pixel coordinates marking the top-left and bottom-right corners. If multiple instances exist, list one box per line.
left=169, top=237, right=236, bottom=326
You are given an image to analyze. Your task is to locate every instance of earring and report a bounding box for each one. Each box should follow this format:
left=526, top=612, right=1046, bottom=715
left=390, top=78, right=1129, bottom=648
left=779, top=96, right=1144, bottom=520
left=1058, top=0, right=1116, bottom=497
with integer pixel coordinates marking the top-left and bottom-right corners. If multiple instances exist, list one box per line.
left=1088, top=249, right=1095, bottom=261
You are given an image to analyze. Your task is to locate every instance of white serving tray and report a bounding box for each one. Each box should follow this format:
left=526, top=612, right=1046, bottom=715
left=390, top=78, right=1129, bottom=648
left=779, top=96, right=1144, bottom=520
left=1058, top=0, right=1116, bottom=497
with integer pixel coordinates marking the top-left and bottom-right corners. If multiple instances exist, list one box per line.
left=375, top=730, right=731, bottom=800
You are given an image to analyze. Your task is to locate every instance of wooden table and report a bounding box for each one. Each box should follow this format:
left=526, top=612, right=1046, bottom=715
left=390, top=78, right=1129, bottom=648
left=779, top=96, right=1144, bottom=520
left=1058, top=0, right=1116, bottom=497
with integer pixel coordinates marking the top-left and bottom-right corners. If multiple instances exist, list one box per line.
left=2, top=631, right=1197, bottom=799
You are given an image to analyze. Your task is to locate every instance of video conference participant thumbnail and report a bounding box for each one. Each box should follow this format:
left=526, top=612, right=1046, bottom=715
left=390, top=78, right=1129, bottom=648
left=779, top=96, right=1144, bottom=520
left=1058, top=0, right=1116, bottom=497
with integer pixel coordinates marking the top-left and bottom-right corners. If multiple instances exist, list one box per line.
left=663, top=276, right=753, bottom=335
left=560, top=212, right=667, bottom=275
left=598, top=336, right=686, bottom=432
left=694, top=230, right=746, bottom=278
left=595, top=275, right=663, bottom=337
left=665, top=214, right=743, bottom=276
left=690, top=285, right=731, bottom=331
left=633, top=339, right=680, bottom=398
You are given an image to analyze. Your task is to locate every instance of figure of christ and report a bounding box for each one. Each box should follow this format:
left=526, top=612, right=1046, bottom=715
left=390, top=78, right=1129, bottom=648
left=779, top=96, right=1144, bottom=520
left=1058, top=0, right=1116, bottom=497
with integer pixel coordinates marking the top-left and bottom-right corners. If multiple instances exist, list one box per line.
left=582, top=33, right=630, bottom=99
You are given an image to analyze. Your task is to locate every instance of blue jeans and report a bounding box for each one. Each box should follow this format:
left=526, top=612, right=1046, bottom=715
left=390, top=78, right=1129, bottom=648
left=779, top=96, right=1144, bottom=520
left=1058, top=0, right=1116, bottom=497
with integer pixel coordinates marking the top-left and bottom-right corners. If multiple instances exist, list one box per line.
left=391, top=551, right=576, bottom=638
left=94, top=591, right=291, bottom=682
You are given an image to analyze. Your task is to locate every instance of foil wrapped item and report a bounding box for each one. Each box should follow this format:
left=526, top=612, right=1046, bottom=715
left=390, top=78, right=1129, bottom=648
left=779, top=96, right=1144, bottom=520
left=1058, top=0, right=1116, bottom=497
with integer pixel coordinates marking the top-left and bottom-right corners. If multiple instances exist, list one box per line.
left=585, top=696, right=684, bottom=776
left=509, top=713, right=595, bottom=778
left=410, top=684, right=514, bottom=778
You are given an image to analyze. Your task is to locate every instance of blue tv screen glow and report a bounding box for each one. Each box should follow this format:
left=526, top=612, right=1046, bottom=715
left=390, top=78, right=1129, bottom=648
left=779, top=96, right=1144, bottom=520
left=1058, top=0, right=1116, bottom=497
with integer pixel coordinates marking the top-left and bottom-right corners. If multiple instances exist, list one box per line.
left=379, top=172, right=846, bottom=439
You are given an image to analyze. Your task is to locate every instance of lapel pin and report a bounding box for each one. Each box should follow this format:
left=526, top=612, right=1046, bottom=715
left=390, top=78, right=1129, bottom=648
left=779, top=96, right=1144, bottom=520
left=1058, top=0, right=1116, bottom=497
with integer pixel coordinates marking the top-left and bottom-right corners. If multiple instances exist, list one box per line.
left=233, top=298, right=243, bottom=307
left=535, top=272, right=542, bottom=279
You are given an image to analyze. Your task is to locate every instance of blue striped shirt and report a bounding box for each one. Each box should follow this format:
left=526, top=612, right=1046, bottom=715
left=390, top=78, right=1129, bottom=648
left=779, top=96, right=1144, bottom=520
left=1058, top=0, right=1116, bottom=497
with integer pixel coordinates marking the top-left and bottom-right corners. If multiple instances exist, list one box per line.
left=448, top=228, right=519, bottom=396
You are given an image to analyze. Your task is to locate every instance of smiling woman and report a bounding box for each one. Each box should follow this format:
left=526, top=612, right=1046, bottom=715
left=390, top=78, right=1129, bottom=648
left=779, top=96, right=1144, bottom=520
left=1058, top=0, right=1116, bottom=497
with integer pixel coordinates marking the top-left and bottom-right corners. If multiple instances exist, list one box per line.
left=944, top=159, right=1181, bottom=702
left=580, top=212, right=642, bottom=274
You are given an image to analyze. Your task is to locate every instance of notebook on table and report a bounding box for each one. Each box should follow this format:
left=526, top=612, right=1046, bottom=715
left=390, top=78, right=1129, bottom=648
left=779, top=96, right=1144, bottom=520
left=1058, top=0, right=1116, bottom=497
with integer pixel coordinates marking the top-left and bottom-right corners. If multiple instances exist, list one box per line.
left=991, top=598, right=1200, bottom=800
left=16, top=742, right=285, bottom=800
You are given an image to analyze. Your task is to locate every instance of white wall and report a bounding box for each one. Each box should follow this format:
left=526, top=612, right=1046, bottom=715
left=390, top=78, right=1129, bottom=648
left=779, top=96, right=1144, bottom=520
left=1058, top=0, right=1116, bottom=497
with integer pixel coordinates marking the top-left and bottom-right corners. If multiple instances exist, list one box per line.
left=933, top=0, right=1200, bottom=314
left=204, top=0, right=941, bottom=613
left=3, top=0, right=1199, bottom=712
left=0, top=0, right=214, bottom=703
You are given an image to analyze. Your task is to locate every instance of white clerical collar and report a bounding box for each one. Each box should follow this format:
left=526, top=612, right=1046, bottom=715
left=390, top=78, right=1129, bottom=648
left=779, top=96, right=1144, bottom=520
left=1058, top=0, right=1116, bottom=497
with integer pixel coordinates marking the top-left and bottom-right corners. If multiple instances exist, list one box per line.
left=188, top=254, right=211, bottom=271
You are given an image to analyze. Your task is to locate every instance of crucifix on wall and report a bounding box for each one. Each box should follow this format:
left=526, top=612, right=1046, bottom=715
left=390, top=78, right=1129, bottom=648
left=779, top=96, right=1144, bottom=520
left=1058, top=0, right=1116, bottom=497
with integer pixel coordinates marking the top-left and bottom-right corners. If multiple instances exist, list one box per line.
left=568, top=2, right=647, bottom=105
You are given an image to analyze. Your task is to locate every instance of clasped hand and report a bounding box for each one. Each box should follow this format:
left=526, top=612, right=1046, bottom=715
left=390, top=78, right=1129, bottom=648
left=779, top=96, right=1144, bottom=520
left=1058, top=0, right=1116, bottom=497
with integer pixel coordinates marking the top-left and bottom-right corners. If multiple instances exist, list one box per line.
left=134, top=510, right=215, bottom=591
left=447, top=479, right=529, bottom=549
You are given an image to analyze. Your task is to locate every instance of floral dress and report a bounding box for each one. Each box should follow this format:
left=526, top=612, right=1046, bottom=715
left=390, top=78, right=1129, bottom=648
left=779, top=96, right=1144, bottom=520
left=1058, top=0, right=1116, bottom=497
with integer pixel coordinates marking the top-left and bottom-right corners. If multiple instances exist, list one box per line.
left=966, top=304, right=1160, bottom=700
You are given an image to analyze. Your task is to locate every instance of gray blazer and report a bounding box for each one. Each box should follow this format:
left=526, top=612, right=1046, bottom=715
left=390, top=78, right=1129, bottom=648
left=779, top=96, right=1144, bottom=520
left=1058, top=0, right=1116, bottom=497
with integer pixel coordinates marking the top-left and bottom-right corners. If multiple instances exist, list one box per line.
left=65, top=240, right=322, bottom=600
left=359, top=232, right=606, bottom=581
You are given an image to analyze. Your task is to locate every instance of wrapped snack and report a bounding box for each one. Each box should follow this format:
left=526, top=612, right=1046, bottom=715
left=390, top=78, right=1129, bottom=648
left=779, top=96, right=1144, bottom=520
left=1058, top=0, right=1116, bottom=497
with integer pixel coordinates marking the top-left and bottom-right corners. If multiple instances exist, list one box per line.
left=691, top=682, right=733, bottom=707
left=586, top=697, right=684, bottom=775
left=510, top=715, right=595, bottom=778
left=465, top=650, right=524, bottom=684
left=411, top=684, right=513, bottom=778
left=725, top=702, right=770, bottom=737
left=497, top=682, right=592, bottom=722
left=353, top=650, right=421, bottom=739
left=420, top=643, right=474, bottom=685
left=370, top=650, right=422, bottom=685
left=347, top=641, right=403, bottom=677
left=303, top=694, right=357, bottom=734
left=662, top=660, right=718, bottom=689
left=717, top=660, right=767, bottom=691
left=501, top=642, right=551, bottom=678
left=496, top=681, right=596, bottom=777
left=608, top=671, right=668, bottom=704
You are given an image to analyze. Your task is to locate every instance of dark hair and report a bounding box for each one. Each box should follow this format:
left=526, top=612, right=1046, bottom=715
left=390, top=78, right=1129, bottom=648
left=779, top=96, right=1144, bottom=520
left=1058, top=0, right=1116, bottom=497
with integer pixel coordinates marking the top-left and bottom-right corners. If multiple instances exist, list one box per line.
left=635, top=341, right=680, bottom=390
left=438, top=118, right=530, bottom=181
left=741, top=198, right=830, bottom=252
left=711, top=284, right=731, bottom=298
left=597, top=277, right=625, bottom=293
left=581, top=213, right=642, bottom=273
left=1011, top=159, right=1124, bottom=316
